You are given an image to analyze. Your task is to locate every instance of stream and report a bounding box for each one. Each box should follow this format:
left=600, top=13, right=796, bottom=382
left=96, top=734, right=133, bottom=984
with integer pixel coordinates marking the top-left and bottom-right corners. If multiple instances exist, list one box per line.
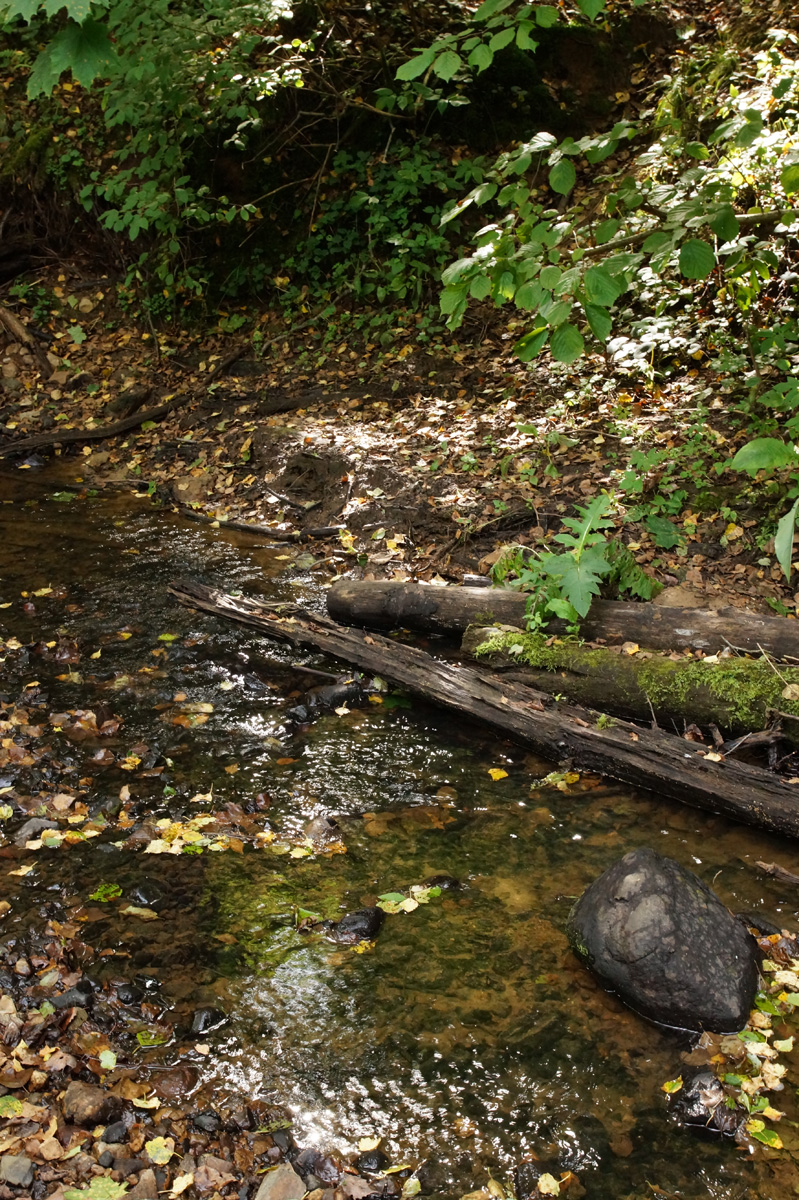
left=1, top=465, right=797, bottom=1199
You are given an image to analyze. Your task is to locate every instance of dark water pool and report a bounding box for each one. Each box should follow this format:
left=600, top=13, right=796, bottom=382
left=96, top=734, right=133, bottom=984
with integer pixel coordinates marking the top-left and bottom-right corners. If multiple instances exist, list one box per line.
left=1, top=465, right=797, bottom=1198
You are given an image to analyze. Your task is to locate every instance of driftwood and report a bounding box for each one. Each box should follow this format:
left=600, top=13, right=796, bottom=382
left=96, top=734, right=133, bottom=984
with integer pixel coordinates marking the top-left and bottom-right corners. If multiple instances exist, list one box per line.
left=327, top=579, right=799, bottom=660
left=0, top=395, right=192, bottom=459
left=169, top=578, right=799, bottom=839
left=0, top=341, right=248, bottom=460
left=461, top=626, right=799, bottom=747
left=171, top=503, right=344, bottom=542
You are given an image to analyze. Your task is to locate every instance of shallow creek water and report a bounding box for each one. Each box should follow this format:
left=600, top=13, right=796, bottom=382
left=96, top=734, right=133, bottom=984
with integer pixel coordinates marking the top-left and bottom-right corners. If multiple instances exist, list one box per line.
left=2, top=466, right=798, bottom=1199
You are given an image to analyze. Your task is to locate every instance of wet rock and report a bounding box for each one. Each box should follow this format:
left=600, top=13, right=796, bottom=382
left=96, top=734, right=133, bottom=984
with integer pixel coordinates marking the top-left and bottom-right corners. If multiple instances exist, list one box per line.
left=114, top=1158, right=146, bottom=1177
left=567, top=847, right=758, bottom=1032
left=127, top=1168, right=159, bottom=1200
left=129, top=882, right=164, bottom=911
left=329, top=907, right=385, bottom=945
left=674, top=1070, right=744, bottom=1136
left=115, top=981, right=144, bottom=1006
left=422, top=874, right=460, bottom=891
left=104, top=1113, right=130, bottom=1142
left=0, top=1156, right=34, bottom=1188
left=191, top=1007, right=227, bottom=1034
left=293, top=1149, right=339, bottom=1184
left=253, top=1163, right=305, bottom=1200
left=353, top=1150, right=390, bottom=1175
left=152, top=1065, right=199, bottom=1100
left=14, top=817, right=58, bottom=846
left=192, top=1110, right=222, bottom=1134
left=98, top=1151, right=114, bottom=1168
left=52, top=978, right=94, bottom=1009
left=62, top=1081, right=123, bottom=1127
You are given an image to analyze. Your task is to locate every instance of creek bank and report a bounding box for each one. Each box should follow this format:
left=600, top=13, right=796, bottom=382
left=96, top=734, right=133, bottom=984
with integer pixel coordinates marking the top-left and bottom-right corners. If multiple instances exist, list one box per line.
left=567, top=847, right=759, bottom=1032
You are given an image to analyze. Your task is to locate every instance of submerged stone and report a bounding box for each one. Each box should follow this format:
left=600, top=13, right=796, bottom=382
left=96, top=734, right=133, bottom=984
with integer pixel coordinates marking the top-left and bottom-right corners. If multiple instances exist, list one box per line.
left=567, top=847, right=758, bottom=1032
left=329, top=907, right=385, bottom=944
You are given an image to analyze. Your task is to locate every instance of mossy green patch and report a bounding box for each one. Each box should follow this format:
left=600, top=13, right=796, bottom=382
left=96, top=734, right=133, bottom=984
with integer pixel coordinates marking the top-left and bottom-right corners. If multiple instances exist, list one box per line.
left=473, top=628, right=799, bottom=732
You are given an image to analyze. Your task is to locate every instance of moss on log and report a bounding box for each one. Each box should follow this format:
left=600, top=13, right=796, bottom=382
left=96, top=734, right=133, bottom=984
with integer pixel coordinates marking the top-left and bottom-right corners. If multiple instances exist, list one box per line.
left=464, top=626, right=799, bottom=743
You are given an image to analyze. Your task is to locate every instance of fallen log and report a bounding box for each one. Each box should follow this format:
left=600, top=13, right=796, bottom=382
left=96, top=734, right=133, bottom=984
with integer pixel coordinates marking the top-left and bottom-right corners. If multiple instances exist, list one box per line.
left=169, top=578, right=799, bottom=839
left=461, top=625, right=799, bottom=747
left=327, top=578, right=799, bottom=659
left=0, top=394, right=191, bottom=459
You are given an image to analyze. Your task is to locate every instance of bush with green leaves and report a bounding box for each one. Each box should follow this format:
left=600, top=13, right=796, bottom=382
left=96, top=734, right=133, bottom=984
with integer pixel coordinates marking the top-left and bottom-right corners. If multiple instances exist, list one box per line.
left=275, top=141, right=486, bottom=318
left=1, top=0, right=310, bottom=301
left=433, top=28, right=799, bottom=367
left=490, top=494, right=661, bottom=629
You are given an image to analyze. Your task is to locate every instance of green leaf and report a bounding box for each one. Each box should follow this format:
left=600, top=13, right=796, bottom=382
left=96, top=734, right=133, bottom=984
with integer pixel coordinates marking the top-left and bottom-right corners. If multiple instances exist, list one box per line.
left=747, top=1120, right=783, bottom=1149
left=470, top=274, right=492, bottom=300
left=678, top=238, right=716, bottom=279
left=395, top=48, right=436, bottom=80
left=549, top=323, right=584, bottom=363
left=594, top=218, right=620, bottom=244
left=432, top=50, right=462, bottom=81
left=781, top=163, right=799, bottom=195
left=540, top=265, right=562, bottom=289
left=646, top=515, right=683, bottom=549
left=576, top=0, right=605, bottom=18
left=136, top=1028, right=171, bottom=1047
left=473, top=0, right=514, bottom=18
left=515, top=22, right=538, bottom=51
left=488, top=27, right=515, bottom=52
left=28, top=18, right=114, bottom=97
left=535, top=5, right=559, bottom=26
left=583, top=266, right=621, bottom=306
left=543, top=548, right=610, bottom=617
left=3, top=0, right=42, bottom=18
left=735, top=113, right=764, bottom=147
left=89, top=882, right=122, bottom=902
left=0, top=1096, right=23, bottom=1117
left=64, top=1181, right=128, bottom=1200
left=730, top=437, right=798, bottom=475
left=775, top=498, right=799, bottom=580
left=708, top=203, right=739, bottom=243
left=468, top=43, right=493, bottom=73
left=584, top=303, right=612, bottom=341
left=99, top=1049, right=117, bottom=1070
left=684, top=142, right=710, bottom=159
left=549, top=158, right=576, bottom=196
left=514, top=280, right=545, bottom=310
left=514, top=327, right=548, bottom=361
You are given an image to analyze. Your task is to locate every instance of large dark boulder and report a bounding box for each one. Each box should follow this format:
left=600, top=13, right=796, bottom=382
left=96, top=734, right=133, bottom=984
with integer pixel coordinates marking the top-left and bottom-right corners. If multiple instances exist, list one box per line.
left=567, top=847, right=758, bottom=1032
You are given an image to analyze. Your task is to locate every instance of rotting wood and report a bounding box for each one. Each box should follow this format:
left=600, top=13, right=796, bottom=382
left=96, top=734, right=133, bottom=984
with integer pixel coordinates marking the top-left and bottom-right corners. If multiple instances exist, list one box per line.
left=169, top=578, right=799, bottom=840
left=461, top=625, right=799, bottom=747
left=327, top=578, right=799, bottom=660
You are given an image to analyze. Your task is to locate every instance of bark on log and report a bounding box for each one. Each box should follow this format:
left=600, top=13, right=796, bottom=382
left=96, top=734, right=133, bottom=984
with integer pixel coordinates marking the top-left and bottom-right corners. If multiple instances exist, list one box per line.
left=327, top=579, right=799, bottom=660
left=461, top=626, right=799, bottom=747
left=169, top=578, right=799, bottom=840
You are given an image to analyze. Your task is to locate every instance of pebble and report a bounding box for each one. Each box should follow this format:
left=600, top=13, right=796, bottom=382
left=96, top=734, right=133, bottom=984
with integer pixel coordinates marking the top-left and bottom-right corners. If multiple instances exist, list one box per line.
left=192, top=1111, right=221, bottom=1134
left=127, top=1168, right=159, bottom=1200
left=190, top=1008, right=227, bottom=1035
left=62, top=1081, right=123, bottom=1127
left=103, top=1121, right=128, bottom=1144
left=0, top=1156, right=34, bottom=1188
left=98, top=1151, right=114, bottom=1169
left=13, top=959, right=30, bottom=978
left=253, top=1164, right=306, bottom=1200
